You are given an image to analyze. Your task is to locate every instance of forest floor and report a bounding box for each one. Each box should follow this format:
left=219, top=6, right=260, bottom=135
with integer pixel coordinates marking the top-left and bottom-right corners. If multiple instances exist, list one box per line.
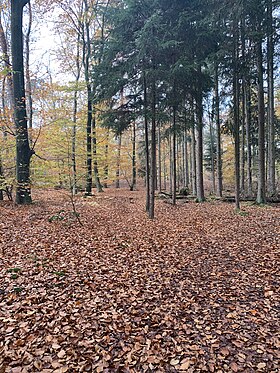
left=0, top=188, right=279, bottom=373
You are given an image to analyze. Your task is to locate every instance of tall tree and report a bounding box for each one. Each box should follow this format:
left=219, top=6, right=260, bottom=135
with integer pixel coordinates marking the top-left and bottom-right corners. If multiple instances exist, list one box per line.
left=11, top=0, right=33, bottom=204
left=267, top=0, right=276, bottom=196
left=214, top=61, right=223, bottom=197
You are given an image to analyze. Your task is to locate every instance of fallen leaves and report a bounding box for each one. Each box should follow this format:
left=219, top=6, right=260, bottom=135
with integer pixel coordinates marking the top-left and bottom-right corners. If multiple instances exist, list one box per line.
left=0, top=189, right=279, bottom=371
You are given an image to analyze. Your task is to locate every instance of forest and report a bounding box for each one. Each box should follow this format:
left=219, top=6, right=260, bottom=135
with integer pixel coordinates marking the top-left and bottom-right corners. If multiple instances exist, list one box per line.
left=0, top=0, right=280, bottom=372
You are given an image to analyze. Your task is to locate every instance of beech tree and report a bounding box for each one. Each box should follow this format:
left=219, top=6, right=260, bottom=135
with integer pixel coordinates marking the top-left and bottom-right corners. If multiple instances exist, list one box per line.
left=11, top=0, right=33, bottom=204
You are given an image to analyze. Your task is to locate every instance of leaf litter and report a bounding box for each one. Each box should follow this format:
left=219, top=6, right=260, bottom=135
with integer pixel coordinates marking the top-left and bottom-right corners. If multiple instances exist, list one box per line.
left=0, top=189, right=279, bottom=372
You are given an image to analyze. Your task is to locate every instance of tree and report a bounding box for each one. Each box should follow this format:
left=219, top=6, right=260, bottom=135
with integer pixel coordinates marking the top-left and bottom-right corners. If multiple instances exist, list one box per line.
left=267, top=0, right=276, bottom=196
left=11, top=0, right=33, bottom=204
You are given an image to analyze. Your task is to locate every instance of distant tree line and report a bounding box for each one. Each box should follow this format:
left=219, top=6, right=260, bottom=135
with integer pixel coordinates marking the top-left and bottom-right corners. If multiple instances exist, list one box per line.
left=0, top=0, right=279, bottom=219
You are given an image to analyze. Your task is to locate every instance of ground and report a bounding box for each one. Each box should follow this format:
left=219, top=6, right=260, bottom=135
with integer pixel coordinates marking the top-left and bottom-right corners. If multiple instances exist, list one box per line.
left=0, top=189, right=279, bottom=373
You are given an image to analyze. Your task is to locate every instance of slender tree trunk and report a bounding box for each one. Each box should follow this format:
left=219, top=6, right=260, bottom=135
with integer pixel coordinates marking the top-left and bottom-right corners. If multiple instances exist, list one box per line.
left=25, top=2, right=33, bottom=131
left=267, top=0, right=276, bottom=196
left=233, top=17, right=240, bottom=210
left=196, top=89, right=205, bottom=202
left=149, top=74, right=156, bottom=219
left=103, top=129, right=109, bottom=188
left=0, top=157, right=3, bottom=200
left=163, top=142, right=167, bottom=190
left=83, top=0, right=92, bottom=196
left=172, top=106, right=176, bottom=205
left=256, top=38, right=266, bottom=204
left=240, top=13, right=246, bottom=195
left=72, top=34, right=81, bottom=195
left=11, top=0, right=32, bottom=204
left=245, top=80, right=253, bottom=197
left=241, top=79, right=246, bottom=194
left=85, top=84, right=93, bottom=195
left=169, top=133, right=173, bottom=196
left=143, top=71, right=150, bottom=212
left=214, top=61, right=222, bottom=197
left=191, top=98, right=197, bottom=196
left=184, top=117, right=189, bottom=187
left=92, top=113, right=103, bottom=192
left=115, top=134, right=121, bottom=188
left=182, top=137, right=186, bottom=187
left=209, top=111, right=216, bottom=194
left=72, top=89, right=78, bottom=194
left=130, top=120, right=137, bottom=191
left=158, top=125, right=162, bottom=192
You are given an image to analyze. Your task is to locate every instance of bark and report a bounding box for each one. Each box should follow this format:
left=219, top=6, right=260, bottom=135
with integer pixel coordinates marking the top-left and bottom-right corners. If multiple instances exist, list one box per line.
left=149, top=74, right=156, bottom=219
left=172, top=106, right=176, bottom=206
left=85, top=83, right=93, bottom=195
left=163, top=142, right=167, bottom=190
left=143, top=71, right=150, bottom=213
left=241, top=79, right=246, bottom=194
left=103, top=129, right=109, bottom=188
left=209, top=110, right=216, bottom=194
left=245, top=80, right=253, bottom=196
left=115, top=134, right=121, bottom=188
left=233, top=17, right=240, bottom=210
left=11, top=0, right=32, bottom=204
left=196, top=90, right=205, bottom=202
left=130, top=120, right=136, bottom=191
left=0, top=158, right=3, bottom=201
left=25, top=2, right=33, bottom=130
left=92, top=113, right=103, bottom=192
left=71, top=33, right=81, bottom=195
left=83, top=0, right=93, bottom=196
left=158, top=125, right=162, bottom=192
left=256, top=38, right=266, bottom=204
left=267, top=0, right=276, bottom=195
left=169, top=133, right=173, bottom=196
left=214, top=61, right=222, bottom=197
left=191, top=98, right=197, bottom=196
left=184, top=115, right=189, bottom=187
left=240, top=13, right=246, bottom=194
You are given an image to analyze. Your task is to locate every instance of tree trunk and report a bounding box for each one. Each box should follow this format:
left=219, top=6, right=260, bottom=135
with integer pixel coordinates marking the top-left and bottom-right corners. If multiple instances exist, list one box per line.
left=256, top=38, right=266, bottom=204
left=209, top=110, right=216, bottom=194
left=143, top=71, right=150, bottom=213
left=11, top=0, right=32, bottom=204
left=184, top=115, right=189, bottom=187
left=85, top=85, right=93, bottom=195
left=25, top=2, right=33, bottom=131
left=72, top=34, right=81, bottom=195
left=240, top=13, right=246, bottom=195
left=0, top=157, right=3, bottom=201
left=214, top=61, right=223, bottom=197
left=245, top=80, right=253, bottom=197
left=196, top=90, right=205, bottom=202
left=115, top=134, right=121, bottom=188
left=172, top=106, right=176, bottom=205
left=149, top=75, right=156, bottom=219
left=72, top=88, right=78, bottom=194
left=233, top=17, right=240, bottom=210
left=267, top=0, right=276, bottom=196
left=104, top=129, right=109, bottom=188
left=163, top=141, right=167, bottom=190
left=83, top=0, right=92, bottom=196
left=241, top=79, right=246, bottom=194
left=92, top=113, right=103, bottom=192
left=158, top=125, right=162, bottom=192
left=130, top=120, right=136, bottom=191
left=169, top=133, right=173, bottom=196
left=191, top=98, right=197, bottom=196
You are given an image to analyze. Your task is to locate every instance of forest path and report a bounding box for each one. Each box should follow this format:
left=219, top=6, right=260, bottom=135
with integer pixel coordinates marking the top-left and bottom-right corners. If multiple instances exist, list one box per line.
left=0, top=189, right=279, bottom=372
